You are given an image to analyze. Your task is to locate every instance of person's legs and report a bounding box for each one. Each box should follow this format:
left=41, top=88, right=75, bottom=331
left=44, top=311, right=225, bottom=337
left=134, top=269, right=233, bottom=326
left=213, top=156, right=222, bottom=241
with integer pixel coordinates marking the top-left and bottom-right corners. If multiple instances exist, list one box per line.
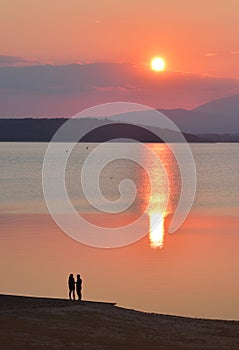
left=69, top=289, right=75, bottom=300
left=76, top=288, right=81, bottom=300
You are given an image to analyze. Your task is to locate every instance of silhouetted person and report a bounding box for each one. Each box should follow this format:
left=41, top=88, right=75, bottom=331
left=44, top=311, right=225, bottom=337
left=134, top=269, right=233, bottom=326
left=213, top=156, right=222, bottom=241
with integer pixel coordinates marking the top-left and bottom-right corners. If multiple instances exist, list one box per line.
left=68, top=274, right=75, bottom=300
left=76, top=274, right=82, bottom=301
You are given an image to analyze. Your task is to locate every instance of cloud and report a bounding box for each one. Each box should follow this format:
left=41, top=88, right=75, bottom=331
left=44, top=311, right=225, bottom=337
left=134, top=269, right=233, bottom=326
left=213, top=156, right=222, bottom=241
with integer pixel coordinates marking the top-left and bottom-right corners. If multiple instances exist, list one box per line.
left=0, top=58, right=239, bottom=116
left=0, top=55, right=40, bottom=67
left=231, top=50, right=239, bottom=55
left=205, top=53, right=217, bottom=57
left=205, top=50, right=239, bottom=57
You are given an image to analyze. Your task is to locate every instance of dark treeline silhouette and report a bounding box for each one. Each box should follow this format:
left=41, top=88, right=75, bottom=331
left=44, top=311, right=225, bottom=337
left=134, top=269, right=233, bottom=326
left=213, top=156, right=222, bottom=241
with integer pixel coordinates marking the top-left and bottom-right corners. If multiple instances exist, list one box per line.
left=0, top=118, right=212, bottom=142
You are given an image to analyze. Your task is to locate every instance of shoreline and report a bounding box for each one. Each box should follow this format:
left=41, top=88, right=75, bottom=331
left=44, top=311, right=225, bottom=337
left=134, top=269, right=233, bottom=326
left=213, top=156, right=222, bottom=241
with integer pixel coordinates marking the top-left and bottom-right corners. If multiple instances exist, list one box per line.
left=1, top=294, right=239, bottom=349
left=1, top=293, right=238, bottom=322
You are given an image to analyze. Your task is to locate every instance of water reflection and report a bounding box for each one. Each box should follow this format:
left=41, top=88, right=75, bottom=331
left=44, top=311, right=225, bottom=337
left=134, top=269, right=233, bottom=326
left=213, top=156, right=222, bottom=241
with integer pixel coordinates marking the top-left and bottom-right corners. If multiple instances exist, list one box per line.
left=149, top=212, right=165, bottom=249
left=67, top=143, right=180, bottom=249
left=144, top=144, right=180, bottom=249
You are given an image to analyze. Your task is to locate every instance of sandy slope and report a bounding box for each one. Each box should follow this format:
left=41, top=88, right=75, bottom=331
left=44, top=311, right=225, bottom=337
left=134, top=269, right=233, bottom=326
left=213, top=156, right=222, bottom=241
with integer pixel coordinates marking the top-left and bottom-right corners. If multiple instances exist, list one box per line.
left=0, top=294, right=239, bottom=349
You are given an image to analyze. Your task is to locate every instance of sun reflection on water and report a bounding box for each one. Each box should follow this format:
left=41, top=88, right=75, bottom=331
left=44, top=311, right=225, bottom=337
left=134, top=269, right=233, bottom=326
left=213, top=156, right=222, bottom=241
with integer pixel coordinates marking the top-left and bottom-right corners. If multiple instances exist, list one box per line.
left=149, top=212, right=165, bottom=249
left=142, top=144, right=180, bottom=250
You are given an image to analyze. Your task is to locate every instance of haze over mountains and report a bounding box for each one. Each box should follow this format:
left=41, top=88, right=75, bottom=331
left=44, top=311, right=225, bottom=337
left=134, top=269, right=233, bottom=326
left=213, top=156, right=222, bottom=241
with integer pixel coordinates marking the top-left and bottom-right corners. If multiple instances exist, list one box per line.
left=111, top=94, right=239, bottom=134
left=165, top=93, right=239, bottom=133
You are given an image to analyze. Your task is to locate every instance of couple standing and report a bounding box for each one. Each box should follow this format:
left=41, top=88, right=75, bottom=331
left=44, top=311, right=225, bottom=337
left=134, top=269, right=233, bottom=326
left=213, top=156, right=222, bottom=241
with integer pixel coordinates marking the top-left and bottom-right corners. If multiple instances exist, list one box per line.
left=68, top=274, right=82, bottom=301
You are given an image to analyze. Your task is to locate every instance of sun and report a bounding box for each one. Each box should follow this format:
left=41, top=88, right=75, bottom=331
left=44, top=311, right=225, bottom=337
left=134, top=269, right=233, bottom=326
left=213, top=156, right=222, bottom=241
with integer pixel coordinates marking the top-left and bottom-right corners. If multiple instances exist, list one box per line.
left=150, top=57, right=166, bottom=72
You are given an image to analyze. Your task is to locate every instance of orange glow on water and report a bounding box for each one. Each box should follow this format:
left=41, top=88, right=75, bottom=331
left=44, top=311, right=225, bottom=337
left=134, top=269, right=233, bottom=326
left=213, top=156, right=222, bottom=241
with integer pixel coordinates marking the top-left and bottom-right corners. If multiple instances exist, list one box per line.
left=140, top=144, right=179, bottom=250
left=149, top=212, right=165, bottom=249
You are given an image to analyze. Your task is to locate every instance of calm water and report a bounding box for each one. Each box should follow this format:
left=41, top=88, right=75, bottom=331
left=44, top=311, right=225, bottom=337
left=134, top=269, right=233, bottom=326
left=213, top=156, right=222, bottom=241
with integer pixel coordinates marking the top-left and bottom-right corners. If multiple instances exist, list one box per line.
left=0, top=143, right=239, bottom=319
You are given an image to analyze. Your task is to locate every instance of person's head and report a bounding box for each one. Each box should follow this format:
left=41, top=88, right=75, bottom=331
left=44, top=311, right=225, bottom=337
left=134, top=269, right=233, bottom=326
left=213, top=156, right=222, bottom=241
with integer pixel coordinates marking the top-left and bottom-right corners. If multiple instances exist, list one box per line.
left=77, top=274, right=81, bottom=279
left=69, top=273, right=73, bottom=278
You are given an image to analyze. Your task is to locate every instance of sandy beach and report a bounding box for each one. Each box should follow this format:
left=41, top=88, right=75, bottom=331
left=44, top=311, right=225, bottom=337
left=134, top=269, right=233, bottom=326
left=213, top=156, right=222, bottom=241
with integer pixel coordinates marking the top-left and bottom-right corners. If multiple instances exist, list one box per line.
left=1, top=294, right=239, bottom=349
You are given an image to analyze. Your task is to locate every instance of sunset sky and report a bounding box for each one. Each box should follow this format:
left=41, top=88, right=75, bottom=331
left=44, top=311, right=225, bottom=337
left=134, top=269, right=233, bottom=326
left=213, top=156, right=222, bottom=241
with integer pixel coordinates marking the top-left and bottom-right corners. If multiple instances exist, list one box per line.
left=1, top=1, right=239, bottom=323
left=1, top=0, right=239, bottom=115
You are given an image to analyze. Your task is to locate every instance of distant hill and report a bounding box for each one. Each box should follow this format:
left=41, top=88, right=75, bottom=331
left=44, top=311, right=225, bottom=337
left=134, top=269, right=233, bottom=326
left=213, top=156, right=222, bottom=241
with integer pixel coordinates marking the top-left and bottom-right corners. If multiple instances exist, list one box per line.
left=197, top=133, right=239, bottom=142
left=112, top=109, right=212, bottom=134
left=107, top=94, right=239, bottom=134
left=159, top=107, right=239, bottom=134
left=179, top=93, right=239, bottom=134
left=0, top=118, right=208, bottom=143
left=193, top=93, right=239, bottom=115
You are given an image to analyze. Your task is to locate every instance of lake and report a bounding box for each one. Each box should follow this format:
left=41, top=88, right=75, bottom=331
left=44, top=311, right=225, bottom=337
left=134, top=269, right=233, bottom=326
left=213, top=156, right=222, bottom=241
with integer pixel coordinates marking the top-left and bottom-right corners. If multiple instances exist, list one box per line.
left=0, top=142, right=238, bottom=320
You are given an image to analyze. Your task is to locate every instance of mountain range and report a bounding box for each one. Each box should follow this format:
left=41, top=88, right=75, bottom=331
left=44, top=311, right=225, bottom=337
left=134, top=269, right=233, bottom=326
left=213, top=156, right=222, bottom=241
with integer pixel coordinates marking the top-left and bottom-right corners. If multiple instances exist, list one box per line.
left=110, top=94, right=239, bottom=134
left=0, top=94, right=238, bottom=142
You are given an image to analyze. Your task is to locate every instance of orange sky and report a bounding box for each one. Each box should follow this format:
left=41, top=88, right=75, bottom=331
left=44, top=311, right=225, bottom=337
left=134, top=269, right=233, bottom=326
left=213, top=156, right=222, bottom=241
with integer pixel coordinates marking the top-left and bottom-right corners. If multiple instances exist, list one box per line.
left=1, top=0, right=239, bottom=77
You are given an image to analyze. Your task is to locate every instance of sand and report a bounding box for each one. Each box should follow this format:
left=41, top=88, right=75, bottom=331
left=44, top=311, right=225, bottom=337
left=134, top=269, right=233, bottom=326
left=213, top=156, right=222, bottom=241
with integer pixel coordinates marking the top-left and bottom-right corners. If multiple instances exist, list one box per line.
left=0, top=294, right=239, bottom=349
